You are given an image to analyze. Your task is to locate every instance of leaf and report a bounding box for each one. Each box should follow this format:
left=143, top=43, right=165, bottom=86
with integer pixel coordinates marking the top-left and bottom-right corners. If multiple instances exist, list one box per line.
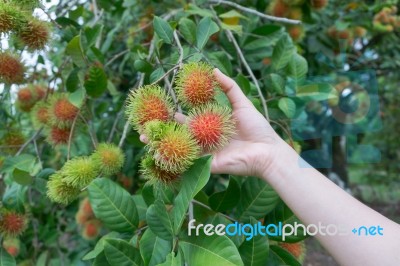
left=66, top=68, right=81, bottom=92
left=278, top=97, right=296, bottom=118
left=219, top=10, right=247, bottom=19
left=66, top=35, right=86, bottom=68
left=272, top=35, right=294, bottom=70
left=265, top=74, right=285, bottom=94
left=83, top=24, right=104, bottom=50
left=153, top=16, right=174, bottom=44
left=172, top=156, right=212, bottom=234
left=208, top=51, right=232, bottom=76
left=209, top=177, right=240, bottom=212
left=237, top=177, right=279, bottom=222
left=69, top=87, right=85, bottom=108
left=104, top=239, right=142, bottom=266
left=1, top=154, right=36, bottom=173
left=269, top=245, right=301, bottom=266
left=150, top=68, right=166, bottom=83
left=234, top=74, right=251, bottom=95
left=179, top=18, right=196, bottom=44
left=12, top=168, right=33, bottom=185
left=238, top=217, right=269, bottom=266
left=146, top=200, right=174, bottom=240
left=132, top=195, right=148, bottom=221
left=83, top=232, right=120, bottom=260
left=156, top=252, right=182, bottom=266
left=2, top=183, right=26, bottom=212
left=295, top=83, right=336, bottom=101
left=134, top=59, right=153, bottom=73
left=84, top=65, right=108, bottom=98
left=208, top=214, right=244, bottom=248
left=139, top=229, right=172, bottom=266
left=286, top=54, right=308, bottom=79
left=196, top=17, right=219, bottom=50
left=180, top=232, right=243, bottom=266
left=92, top=252, right=111, bottom=266
left=186, top=4, right=214, bottom=17
left=0, top=248, right=16, bottom=266
left=88, top=178, right=139, bottom=233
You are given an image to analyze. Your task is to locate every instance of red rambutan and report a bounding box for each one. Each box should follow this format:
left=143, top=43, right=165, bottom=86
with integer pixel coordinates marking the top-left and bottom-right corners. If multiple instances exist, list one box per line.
left=188, top=104, right=235, bottom=152
left=141, top=155, right=180, bottom=185
left=0, top=52, right=25, bottom=84
left=175, top=62, right=219, bottom=108
left=47, top=126, right=71, bottom=146
left=0, top=210, right=28, bottom=237
left=82, top=220, right=101, bottom=240
left=16, top=85, right=46, bottom=112
left=288, top=26, right=305, bottom=42
left=268, top=0, right=290, bottom=17
left=310, top=0, right=328, bottom=10
left=2, top=237, right=20, bottom=257
left=18, top=18, right=50, bottom=51
left=279, top=242, right=306, bottom=263
left=48, top=94, right=79, bottom=128
left=31, top=101, right=49, bottom=127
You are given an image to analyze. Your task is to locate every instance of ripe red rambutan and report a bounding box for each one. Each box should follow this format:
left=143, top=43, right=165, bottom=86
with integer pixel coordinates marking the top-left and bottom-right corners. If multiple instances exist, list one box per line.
left=175, top=62, right=219, bottom=108
left=0, top=210, right=28, bottom=237
left=279, top=242, right=306, bottom=263
left=82, top=220, right=101, bottom=240
left=47, top=126, right=71, bottom=146
left=188, top=104, right=235, bottom=152
left=288, top=26, right=305, bottom=42
left=126, top=84, right=174, bottom=131
left=310, top=0, right=328, bottom=10
left=268, top=0, right=289, bottom=17
left=18, top=18, right=50, bottom=51
left=48, top=94, right=79, bottom=128
left=141, top=155, right=180, bottom=185
left=16, top=85, right=46, bottom=112
left=0, top=52, right=25, bottom=84
left=2, top=237, right=20, bottom=257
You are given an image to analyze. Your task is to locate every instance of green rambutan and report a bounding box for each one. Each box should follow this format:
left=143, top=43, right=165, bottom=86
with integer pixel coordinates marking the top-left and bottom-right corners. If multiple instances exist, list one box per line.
left=91, top=143, right=125, bottom=176
left=175, top=62, right=219, bottom=108
left=46, top=126, right=71, bottom=146
left=62, top=157, right=99, bottom=189
left=31, top=101, right=49, bottom=127
left=147, top=121, right=200, bottom=173
left=141, top=155, right=180, bottom=185
left=46, top=172, right=80, bottom=205
left=48, top=93, right=79, bottom=128
left=2, top=236, right=20, bottom=257
left=279, top=242, right=306, bottom=263
left=82, top=219, right=101, bottom=240
left=0, top=3, right=25, bottom=33
left=9, top=0, right=40, bottom=11
left=18, top=18, right=50, bottom=51
left=0, top=52, right=25, bottom=84
left=1, top=130, right=25, bottom=155
left=126, top=84, right=174, bottom=131
left=0, top=209, right=28, bottom=237
left=188, top=104, right=235, bottom=152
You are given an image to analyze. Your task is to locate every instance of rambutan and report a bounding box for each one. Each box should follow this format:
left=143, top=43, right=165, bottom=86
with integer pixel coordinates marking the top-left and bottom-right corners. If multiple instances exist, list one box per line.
left=0, top=210, right=28, bottom=237
left=288, top=26, right=305, bottom=42
left=18, top=18, right=50, bottom=51
left=62, top=157, right=99, bottom=189
left=353, top=26, right=367, bottom=38
left=310, top=0, right=328, bottom=10
left=1, top=130, right=25, bottom=155
left=2, top=237, right=20, bottom=257
left=31, top=101, right=49, bottom=127
left=141, top=155, right=180, bottom=185
left=175, top=62, right=219, bottom=108
left=279, top=242, right=306, bottom=263
left=288, top=8, right=303, bottom=20
left=91, top=143, right=125, bottom=176
left=188, top=104, right=235, bottom=152
left=268, top=0, right=289, bottom=17
left=75, top=198, right=95, bottom=225
left=16, top=85, right=45, bottom=112
left=0, top=3, right=25, bottom=33
left=0, top=52, right=25, bottom=84
left=117, top=174, right=133, bottom=189
left=46, top=172, right=80, bottom=205
left=82, top=220, right=101, bottom=240
left=48, top=93, right=79, bottom=128
left=147, top=122, right=200, bottom=173
left=80, top=197, right=93, bottom=214
left=47, top=126, right=71, bottom=146
left=126, top=84, right=174, bottom=131
left=337, top=30, right=351, bottom=39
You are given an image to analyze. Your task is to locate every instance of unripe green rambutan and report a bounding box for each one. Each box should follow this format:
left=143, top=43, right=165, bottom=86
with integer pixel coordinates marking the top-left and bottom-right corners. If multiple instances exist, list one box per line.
left=0, top=3, right=25, bottom=33
left=279, top=242, right=306, bottom=263
left=82, top=219, right=101, bottom=240
left=46, top=126, right=71, bottom=146
left=1, top=130, right=25, bottom=155
left=91, top=143, right=125, bottom=176
left=2, top=236, right=20, bottom=257
left=141, top=155, right=180, bottom=185
left=175, top=62, right=219, bottom=108
left=62, top=157, right=99, bottom=189
left=188, top=104, right=235, bottom=152
left=31, top=101, right=49, bottom=127
left=147, top=122, right=200, bottom=173
left=48, top=93, right=79, bottom=128
left=0, top=209, right=28, bottom=237
left=0, top=52, right=25, bottom=84
left=9, top=0, right=40, bottom=11
left=126, top=84, right=174, bottom=131
left=18, top=18, right=50, bottom=51
left=46, top=172, right=80, bottom=205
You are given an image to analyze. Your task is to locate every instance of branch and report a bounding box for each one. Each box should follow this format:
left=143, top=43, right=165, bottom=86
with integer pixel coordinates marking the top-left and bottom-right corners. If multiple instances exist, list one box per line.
left=79, top=114, right=97, bottom=149
left=67, top=111, right=80, bottom=160
left=105, top=49, right=130, bottom=67
left=16, top=128, right=43, bottom=156
left=209, top=0, right=301, bottom=25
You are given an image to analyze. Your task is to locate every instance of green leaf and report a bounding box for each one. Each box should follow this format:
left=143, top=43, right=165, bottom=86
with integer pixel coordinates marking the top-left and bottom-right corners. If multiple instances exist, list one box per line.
left=150, top=68, right=166, bottom=83
left=146, top=200, right=174, bottom=240
left=286, top=54, right=308, bottom=79
left=0, top=248, right=16, bottom=266
left=2, top=183, right=26, bottom=212
left=278, top=97, right=296, bottom=118
left=237, top=177, right=279, bottom=222
left=66, top=68, right=81, bottom=92
left=179, top=18, right=196, bottom=44
left=66, top=35, right=86, bottom=68
left=156, top=252, right=182, bottom=266
left=12, top=168, right=33, bottom=185
left=83, top=232, right=120, bottom=260
left=104, top=239, right=142, bottom=266
left=209, top=177, right=240, bottom=212
left=172, top=156, right=212, bottom=233
left=208, top=214, right=244, bottom=248
left=186, top=4, right=214, bottom=17
left=295, top=83, right=336, bottom=101
left=238, top=217, right=269, bottom=266
left=272, top=35, right=294, bottom=70
left=83, top=24, right=104, bottom=50
left=208, top=51, right=232, bottom=76
left=92, top=252, right=111, bottom=266
left=69, top=87, right=85, bottom=108
left=196, top=17, right=219, bottom=50
left=132, top=195, right=148, bottom=221
left=88, top=178, right=139, bottom=233
left=234, top=74, right=251, bottom=95
left=1, top=154, right=35, bottom=173
left=180, top=232, right=243, bottom=266
left=269, top=245, right=301, bottom=266
left=265, top=74, right=285, bottom=94
left=84, top=65, right=108, bottom=98
left=153, top=16, right=174, bottom=44
left=219, top=10, right=247, bottom=19
left=134, top=59, right=153, bottom=73
left=139, top=229, right=172, bottom=266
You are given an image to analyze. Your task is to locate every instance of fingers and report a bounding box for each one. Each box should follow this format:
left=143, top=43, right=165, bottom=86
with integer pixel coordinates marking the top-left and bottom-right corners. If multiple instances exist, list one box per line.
left=140, top=134, right=148, bottom=144
left=214, top=68, right=252, bottom=109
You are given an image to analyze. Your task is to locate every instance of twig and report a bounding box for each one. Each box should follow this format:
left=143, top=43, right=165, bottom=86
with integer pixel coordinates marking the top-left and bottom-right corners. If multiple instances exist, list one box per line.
left=209, top=0, right=301, bottom=25
left=16, top=128, right=43, bottom=156
left=33, top=139, right=42, bottom=167
left=108, top=110, right=124, bottom=143
left=79, top=114, right=97, bottom=149
left=192, top=200, right=237, bottom=222
left=118, top=121, right=131, bottom=148
left=67, top=111, right=80, bottom=160
left=150, top=65, right=180, bottom=85
left=173, top=30, right=184, bottom=67
left=105, top=49, right=130, bottom=67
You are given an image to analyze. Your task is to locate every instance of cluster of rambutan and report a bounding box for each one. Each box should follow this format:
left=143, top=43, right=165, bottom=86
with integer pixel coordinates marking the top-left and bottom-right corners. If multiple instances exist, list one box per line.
left=373, top=6, right=400, bottom=32
left=0, top=207, right=28, bottom=257
left=15, top=84, right=46, bottom=112
left=46, top=143, right=125, bottom=205
left=75, top=197, right=102, bottom=240
left=126, top=62, right=235, bottom=186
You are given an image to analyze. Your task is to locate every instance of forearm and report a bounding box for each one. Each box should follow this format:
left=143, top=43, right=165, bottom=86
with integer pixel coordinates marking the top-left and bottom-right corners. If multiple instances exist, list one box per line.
left=260, top=141, right=400, bottom=266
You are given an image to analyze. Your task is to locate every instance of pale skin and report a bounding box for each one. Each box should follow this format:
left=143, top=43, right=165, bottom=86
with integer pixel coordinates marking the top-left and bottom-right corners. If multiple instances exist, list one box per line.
left=141, top=69, right=400, bottom=266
